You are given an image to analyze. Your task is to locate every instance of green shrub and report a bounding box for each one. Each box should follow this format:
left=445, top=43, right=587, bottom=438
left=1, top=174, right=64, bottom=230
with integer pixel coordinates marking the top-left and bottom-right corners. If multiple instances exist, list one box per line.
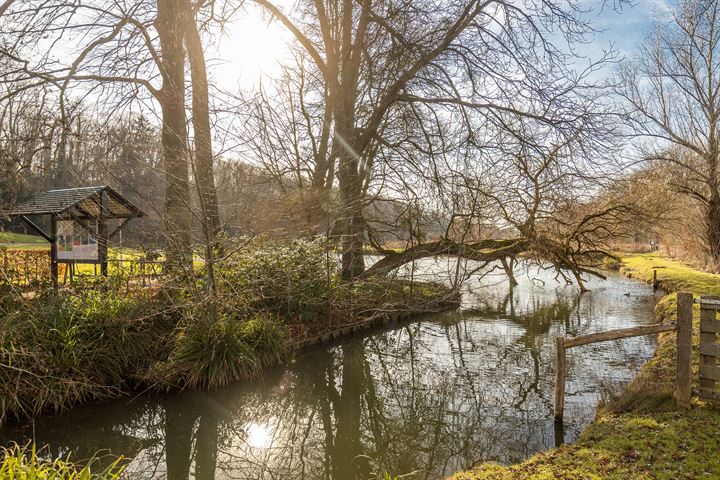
left=146, top=313, right=288, bottom=390
left=241, top=314, right=289, bottom=366
left=0, top=445, right=125, bottom=479
left=216, top=237, right=336, bottom=322
left=603, top=256, right=623, bottom=271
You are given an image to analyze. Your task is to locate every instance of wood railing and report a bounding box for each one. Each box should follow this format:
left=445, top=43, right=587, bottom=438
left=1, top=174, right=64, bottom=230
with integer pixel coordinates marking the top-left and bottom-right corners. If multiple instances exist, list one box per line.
left=553, top=292, right=694, bottom=422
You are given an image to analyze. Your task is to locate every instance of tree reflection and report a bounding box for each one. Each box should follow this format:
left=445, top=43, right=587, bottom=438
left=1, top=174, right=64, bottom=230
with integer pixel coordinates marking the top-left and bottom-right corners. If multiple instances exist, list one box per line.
left=163, top=398, right=194, bottom=480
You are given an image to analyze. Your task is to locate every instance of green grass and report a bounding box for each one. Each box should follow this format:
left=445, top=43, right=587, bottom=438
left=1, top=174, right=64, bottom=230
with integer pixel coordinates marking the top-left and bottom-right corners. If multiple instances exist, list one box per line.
left=449, top=253, right=720, bottom=479
left=0, top=445, right=125, bottom=479
left=0, top=232, right=49, bottom=251
left=0, top=232, right=47, bottom=245
left=621, top=253, right=720, bottom=296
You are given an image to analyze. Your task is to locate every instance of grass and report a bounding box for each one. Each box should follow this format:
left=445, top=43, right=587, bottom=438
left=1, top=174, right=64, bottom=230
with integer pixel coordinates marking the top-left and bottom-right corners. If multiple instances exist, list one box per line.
left=0, top=232, right=49, bottom=251
left=621, top=253, right=720, bottom=296
left=145, top=313, right=289, bottom=390
left=0, top=445, right=125, bottom=479
left=0, top=289, right=174, bottom=424
left=0, top=232, right=47, bottom=245
left=449, top=253, right=720, bottom=479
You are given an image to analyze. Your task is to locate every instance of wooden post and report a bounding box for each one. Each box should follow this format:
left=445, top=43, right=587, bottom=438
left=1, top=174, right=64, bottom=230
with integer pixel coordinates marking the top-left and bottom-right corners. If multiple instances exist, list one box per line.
left=554, top=336, right=566, bottom=421
left=699, top=298, right=718, bottom=398
left=49, top=215, right=58, bottom=291
left=554, top=417, right=565, bottom=447
left=99, top=189, right=108, bottom=276
left=676, top=292, right=693, bottom=408
left=653, top=269, right=658, bottom=290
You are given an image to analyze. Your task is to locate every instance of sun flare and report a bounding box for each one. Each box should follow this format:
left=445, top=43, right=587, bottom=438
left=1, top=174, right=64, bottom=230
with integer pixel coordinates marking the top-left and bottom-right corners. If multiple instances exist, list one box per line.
left=218, top=7, right=292, bottom=87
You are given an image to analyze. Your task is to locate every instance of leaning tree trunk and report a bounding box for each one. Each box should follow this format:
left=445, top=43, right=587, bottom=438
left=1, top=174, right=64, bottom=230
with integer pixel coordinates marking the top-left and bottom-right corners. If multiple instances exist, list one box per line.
left=157, top=0, right=192, bottom=272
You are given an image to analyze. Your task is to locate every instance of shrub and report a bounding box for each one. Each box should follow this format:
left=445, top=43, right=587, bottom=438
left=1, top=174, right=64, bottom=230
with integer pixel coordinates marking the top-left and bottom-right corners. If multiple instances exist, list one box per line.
left=0, top=248, right=66, bottom=288
left=241, top=314, right=289, bottom=366
left=216, top=237, right=336, bottom=323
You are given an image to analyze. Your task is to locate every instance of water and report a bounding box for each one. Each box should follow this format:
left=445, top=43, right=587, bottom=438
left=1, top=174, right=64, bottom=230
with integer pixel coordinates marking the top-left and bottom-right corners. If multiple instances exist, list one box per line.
left=2, top=260, right=659, bottom=479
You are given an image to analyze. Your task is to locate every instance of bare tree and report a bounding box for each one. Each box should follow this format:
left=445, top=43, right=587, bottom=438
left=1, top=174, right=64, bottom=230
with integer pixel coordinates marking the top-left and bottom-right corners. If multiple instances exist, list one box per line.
left=245, top=0, right=622, bottom=282
left=0, top=0, right=232, bottom=272
left=619, top=0, right=720, bottom=267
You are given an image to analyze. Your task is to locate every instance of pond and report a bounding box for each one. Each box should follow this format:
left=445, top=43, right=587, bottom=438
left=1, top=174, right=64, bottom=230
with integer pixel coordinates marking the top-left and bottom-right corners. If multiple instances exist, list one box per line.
left=2, top=261, right=660, bottom=479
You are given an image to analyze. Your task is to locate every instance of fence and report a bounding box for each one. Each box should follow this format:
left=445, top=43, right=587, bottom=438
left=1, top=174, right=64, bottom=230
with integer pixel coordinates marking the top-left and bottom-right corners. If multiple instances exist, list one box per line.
left=1, top=248, right=164, bottom=289
left=64, top=258, right=165, bottom=288
left=554, top=291, right=694, bottom=422
left=699, top=296, right=720, bottom=402
left=1, top=248, right=67, bottom=287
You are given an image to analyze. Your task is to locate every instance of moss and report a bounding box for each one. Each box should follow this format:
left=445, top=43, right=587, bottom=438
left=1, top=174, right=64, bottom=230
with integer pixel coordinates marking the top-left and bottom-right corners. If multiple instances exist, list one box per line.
left=449, top=253, right=720, bottom=479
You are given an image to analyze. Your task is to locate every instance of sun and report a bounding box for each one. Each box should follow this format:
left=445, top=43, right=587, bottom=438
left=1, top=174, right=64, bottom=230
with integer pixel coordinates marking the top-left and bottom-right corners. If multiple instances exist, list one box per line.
left=216, top=4, right=293, bottom=89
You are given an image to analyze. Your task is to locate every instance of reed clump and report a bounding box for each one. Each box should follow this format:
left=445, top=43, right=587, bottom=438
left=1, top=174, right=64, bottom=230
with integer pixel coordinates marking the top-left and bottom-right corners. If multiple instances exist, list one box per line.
left=145, top=312, right=288, bottom=390
left=0, top=288, right=173, bottom=424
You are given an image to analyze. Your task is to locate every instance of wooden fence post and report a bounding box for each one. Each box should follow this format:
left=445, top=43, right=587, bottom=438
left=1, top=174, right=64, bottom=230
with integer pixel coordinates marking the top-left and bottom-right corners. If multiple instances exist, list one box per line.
left=676, top=292, right=693, bottom=408
left=699, top=297, right=719, bottom=400
left=554, top=336, right=566, bottom=422
left=653, top=269, right=658, bottom=290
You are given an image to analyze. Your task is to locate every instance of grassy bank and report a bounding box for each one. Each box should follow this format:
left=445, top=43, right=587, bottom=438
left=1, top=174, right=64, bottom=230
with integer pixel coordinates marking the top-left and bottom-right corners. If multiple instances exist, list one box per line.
left=450, top=253, right=720, bottom=479
left=0, top=239, right=456, bottom=425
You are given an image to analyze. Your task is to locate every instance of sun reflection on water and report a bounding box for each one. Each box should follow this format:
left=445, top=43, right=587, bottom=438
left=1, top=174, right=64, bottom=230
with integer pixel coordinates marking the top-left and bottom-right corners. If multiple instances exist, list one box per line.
left=245, top=421, right=274, bottom=449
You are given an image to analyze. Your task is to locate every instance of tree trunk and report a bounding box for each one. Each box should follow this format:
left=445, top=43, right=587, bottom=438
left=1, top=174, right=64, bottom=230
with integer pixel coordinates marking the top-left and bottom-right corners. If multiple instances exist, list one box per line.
left=501, top=257, right=518, bottom=287
left=707, top=189, right=720, bottom=268
left=185, top=8, right=221, bottom=295
left=185, top=14, right=221, bottom=243
left=337, top=141, right=365, bottom=280
left=156, top=0, right=192, bottom=272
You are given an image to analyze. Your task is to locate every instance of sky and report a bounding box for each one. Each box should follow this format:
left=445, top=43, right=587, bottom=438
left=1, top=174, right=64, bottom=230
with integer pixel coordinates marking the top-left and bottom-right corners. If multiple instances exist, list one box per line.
left=581, top=0, right=671, bottom=58
left=211, top=0, right=672, bottom=92
left=213, top=3, right=294, bottom=91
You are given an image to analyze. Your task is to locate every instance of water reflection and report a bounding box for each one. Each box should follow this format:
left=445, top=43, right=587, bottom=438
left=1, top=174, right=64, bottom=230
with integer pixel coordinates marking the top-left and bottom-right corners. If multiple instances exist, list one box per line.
left=1, top=263, right=659, bottom=479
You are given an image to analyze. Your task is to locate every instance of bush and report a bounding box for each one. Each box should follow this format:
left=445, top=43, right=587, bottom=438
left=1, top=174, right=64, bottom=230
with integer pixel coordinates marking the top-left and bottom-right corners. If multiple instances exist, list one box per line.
left=146, top=313, right=288, bottom=390
left=0, top=248, right=67, bottom=288
left=216, top=237, right=336, bottom=322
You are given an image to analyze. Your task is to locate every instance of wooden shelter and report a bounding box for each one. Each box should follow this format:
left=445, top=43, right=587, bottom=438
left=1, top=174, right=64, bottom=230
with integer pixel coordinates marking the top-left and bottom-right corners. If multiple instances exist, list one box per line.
left=10, top=186, right=144, bottom=288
